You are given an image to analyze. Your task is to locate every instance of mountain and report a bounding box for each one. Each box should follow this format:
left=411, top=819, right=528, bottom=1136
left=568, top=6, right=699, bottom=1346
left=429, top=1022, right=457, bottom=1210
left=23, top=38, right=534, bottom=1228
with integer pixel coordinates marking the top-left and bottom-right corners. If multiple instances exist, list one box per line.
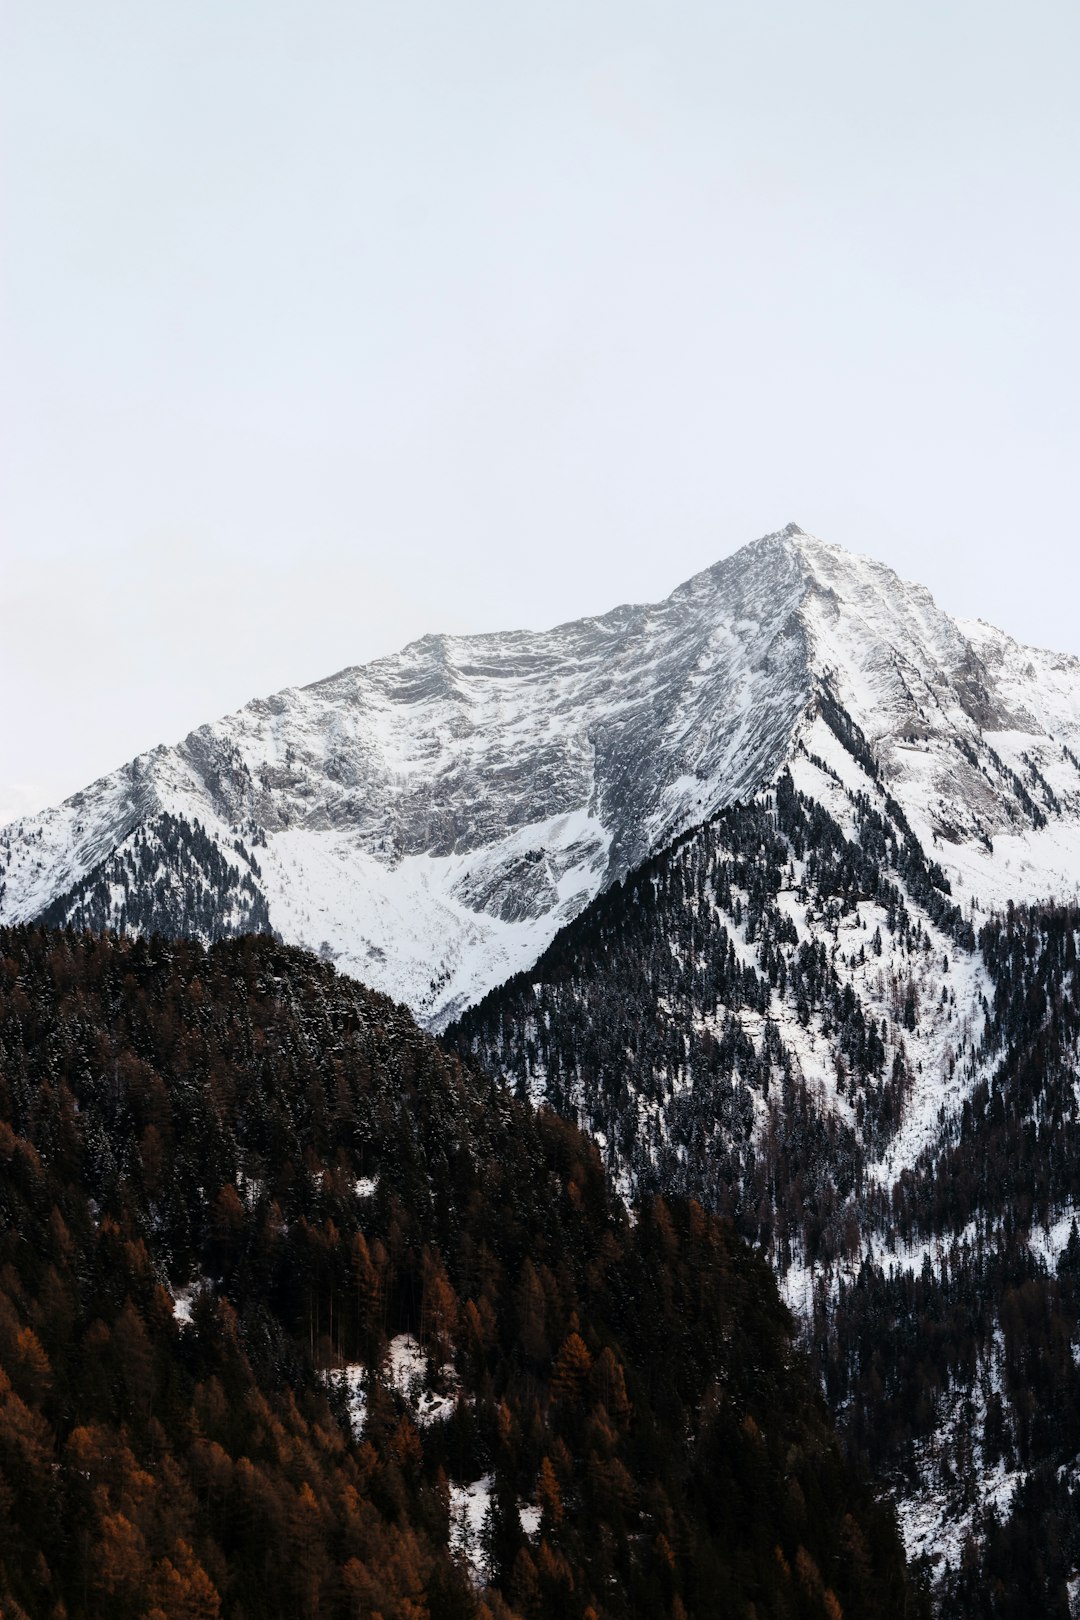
left=0, top=925, right=917, bottom=1619
left=7, top=526, right=1080, bottom=1610
left=6, top=525, right=1080, bottom=1027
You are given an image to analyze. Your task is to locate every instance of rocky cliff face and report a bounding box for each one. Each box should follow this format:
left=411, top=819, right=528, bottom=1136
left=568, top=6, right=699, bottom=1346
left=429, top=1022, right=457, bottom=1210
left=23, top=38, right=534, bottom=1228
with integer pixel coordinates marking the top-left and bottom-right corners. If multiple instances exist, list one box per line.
left=4, top=524, right=1080, bottom=1025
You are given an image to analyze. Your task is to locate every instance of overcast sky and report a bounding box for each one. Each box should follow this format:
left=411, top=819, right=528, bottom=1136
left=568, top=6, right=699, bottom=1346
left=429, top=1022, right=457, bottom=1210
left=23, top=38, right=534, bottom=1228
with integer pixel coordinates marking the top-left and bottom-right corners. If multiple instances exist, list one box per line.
left=2, top=0, right=1078, bottom=824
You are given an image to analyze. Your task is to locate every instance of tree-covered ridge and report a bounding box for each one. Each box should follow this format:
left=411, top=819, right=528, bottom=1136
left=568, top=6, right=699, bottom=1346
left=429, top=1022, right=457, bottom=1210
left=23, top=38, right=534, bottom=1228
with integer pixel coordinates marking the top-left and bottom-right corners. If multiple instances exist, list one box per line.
left=36, top=812, right=272, bottom=941
left=0, top=925, right=914, bottom=1620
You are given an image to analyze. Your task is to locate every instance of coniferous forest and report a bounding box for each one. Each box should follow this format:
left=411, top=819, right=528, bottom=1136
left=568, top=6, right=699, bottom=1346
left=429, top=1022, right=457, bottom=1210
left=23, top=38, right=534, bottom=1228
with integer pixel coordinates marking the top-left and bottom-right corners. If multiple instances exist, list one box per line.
left=0, top=926, right=915, bottom=1619
left=451, top=773, right=1080, bottom=1616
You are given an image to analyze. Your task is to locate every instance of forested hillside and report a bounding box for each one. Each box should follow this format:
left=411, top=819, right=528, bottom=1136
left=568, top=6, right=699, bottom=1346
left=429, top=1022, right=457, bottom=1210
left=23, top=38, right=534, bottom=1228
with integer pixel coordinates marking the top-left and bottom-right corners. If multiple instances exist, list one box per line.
left=826, top=902, right=1080, bottom=1618
left=450, top=743, right=977, bottom=1268
left=0, top=925, right=915, bottom=1620
left=450, top=751, right=1080, bottom=1613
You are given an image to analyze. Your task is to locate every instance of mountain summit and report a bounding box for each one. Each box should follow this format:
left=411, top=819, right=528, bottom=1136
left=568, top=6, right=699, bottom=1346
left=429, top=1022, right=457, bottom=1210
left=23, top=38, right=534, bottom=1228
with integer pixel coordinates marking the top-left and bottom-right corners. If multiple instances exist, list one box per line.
left=4, top=526, right=1080, bottom=1024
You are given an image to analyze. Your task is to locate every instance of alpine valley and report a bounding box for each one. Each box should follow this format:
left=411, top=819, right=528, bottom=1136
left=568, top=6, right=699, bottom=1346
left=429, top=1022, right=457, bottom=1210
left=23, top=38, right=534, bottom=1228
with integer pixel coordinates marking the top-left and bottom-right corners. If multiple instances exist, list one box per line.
left=5, top=525, right=1080, bottom=1615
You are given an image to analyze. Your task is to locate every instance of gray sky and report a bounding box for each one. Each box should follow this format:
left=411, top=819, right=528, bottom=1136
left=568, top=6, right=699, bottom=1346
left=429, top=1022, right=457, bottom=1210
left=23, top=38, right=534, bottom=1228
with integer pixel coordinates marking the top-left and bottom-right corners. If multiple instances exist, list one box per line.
left=2, top=0, right=1078, bottom=824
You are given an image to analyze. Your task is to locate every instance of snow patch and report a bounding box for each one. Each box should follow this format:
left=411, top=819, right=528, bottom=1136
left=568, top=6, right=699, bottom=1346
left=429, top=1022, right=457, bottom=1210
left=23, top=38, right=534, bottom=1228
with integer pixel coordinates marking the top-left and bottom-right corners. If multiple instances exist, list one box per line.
left=449, top=1475, right=493, bottom=1585
left=322, top=1363, right=368, bottom=1439
left=171, top=1280, right=211, bottom=1326
left=386, top=1333, right=458, bottom=1425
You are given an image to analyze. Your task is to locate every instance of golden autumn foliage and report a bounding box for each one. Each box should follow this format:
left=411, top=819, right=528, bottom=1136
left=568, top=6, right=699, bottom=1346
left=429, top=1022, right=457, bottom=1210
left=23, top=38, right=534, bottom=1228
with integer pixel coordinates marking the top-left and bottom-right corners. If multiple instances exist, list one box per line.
left=0, top=927, right=919, bottom=1620
left=549, top=1334, right=592, bottom=1404
left=536, top=1457, right=562, bottom=1527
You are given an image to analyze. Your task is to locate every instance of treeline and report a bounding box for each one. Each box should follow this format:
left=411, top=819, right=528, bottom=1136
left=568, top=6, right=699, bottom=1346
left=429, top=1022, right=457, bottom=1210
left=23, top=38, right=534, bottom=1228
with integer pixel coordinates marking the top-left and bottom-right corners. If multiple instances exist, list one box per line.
left=0, top=925, right=916, bottom=1620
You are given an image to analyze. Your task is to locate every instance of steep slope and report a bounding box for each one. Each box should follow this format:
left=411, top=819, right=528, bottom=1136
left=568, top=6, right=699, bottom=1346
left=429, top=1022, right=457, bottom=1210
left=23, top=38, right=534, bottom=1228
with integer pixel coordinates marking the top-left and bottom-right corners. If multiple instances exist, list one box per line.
left=6, top=527, right=1080, bottom=1026
left=0, top=925, right=918, bottom=1620
left=791, top=544, right=1080, bottom=911
left=447, top=719, right=989, bottom=1267
left=447, top=738, right=1080, bottom=1610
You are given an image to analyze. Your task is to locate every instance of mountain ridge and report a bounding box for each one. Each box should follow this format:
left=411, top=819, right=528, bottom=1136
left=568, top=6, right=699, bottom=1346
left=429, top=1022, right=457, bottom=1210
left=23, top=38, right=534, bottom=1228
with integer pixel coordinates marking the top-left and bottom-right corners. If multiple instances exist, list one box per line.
left=5, top=526, right=1080, bottom=1026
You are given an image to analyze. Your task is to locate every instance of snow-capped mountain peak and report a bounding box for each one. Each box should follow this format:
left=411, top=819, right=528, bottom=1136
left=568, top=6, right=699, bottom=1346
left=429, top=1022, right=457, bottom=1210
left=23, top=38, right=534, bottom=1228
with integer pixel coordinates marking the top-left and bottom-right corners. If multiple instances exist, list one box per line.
left=4, top=526, right=1080, bottom=1025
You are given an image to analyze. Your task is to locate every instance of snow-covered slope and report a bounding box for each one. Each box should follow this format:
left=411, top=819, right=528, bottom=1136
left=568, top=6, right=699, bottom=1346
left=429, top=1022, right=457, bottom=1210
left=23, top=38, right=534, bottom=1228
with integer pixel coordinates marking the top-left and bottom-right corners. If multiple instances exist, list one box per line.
left=793, top=542, right=1080, bottom=912
left=4, top=524, right=1080, bottom=1026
